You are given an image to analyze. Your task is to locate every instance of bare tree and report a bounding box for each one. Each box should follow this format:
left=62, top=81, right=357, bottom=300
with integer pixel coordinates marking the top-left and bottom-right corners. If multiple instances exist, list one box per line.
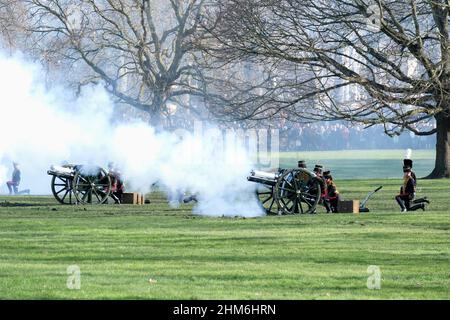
left=205, top=0, right=450, bottom=178
left=0, top=0, right=29, bottom=51
left=25, top=0, right=211, bottom=127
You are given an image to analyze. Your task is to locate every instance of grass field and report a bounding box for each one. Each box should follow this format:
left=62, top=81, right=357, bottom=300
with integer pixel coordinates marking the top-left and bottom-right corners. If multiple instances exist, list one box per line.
left=0, top=177, right=449, bottom=299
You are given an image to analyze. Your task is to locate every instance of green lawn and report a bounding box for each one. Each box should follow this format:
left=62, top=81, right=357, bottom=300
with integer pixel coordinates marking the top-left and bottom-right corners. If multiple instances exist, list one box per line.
left=0, top=178, right=449, bottom=299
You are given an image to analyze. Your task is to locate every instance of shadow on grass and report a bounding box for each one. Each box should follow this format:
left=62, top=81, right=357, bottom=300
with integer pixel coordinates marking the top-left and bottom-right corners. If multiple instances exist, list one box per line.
left=0, top=201, right=44, bottom=208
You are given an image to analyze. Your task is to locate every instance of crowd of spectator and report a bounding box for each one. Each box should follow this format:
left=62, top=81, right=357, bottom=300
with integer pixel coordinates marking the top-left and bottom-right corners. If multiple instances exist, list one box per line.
left=151, top=110, right=436, bottom=151
left=276, top=121, right=435, bottom=151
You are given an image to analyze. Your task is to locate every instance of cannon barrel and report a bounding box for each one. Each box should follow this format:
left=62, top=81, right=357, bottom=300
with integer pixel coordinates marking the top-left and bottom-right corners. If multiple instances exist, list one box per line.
left=47, top=165, right=75, bottom=178
left=247, top=170, right=278, bottom=187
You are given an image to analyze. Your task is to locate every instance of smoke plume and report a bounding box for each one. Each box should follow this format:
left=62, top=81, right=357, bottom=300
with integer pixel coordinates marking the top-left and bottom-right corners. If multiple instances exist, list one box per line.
left=0, top=52, right=263, bottom=217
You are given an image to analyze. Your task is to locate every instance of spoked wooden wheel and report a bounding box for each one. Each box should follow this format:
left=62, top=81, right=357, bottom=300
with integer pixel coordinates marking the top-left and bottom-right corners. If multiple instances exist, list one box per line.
left=72, top=166, right=112, bottom=204
left=274, top=169, right=321, bottom=215
left=255, top=184, right=280, bottom=215
left=51, top=175, right=75, bottom=204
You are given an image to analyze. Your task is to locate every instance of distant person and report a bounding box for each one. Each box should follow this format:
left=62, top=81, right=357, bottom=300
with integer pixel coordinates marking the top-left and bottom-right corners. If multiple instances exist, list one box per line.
left=308, top=164, right=326, bottom=214
left=313, top=164, right=326, bottom=196
left=402, top=157, right=429, bottom=206
left=323, top=171, right=340, bottom=213
left=395, top=166, right=425, bottom=212
left=6, top=162, right=30, bottom=195
left=107, top=162, right=124, bottom=204
left=403, top=155, right=430, bottom=204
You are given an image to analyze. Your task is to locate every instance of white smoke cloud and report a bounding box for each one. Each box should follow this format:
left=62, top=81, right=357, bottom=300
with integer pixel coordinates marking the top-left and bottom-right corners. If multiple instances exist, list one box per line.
left=0, top=52, right=263, bottom=217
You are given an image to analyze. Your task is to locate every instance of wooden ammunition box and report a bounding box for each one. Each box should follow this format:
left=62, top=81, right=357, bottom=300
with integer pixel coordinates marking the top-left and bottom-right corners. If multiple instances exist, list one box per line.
left=122, top=192, right=145, bottom=205
left=337, top=200, right=360, bottom=214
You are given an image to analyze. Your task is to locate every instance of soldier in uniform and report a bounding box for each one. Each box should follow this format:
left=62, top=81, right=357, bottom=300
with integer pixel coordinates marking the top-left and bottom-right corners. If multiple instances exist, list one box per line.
left=108, top=162, right=125, bottom=204
left=6, top=162, right=21, bottom=195
left=395, top=166, right=425, bottom=212
left=308, top=164, right=326, bottom=214
left=6, top=162, right=30, bottom=195
left=403, top=158, right=429, bottom=206
left=313, top=164, right=326, bottom=195
left=323, top=170, right=340, bottom=213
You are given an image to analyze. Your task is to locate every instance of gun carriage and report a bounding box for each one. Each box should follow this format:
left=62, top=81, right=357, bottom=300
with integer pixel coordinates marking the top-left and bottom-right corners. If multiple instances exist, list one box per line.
left=248, top=168, right=322, bottom=215
left=47, top=165, right=112, bottom=205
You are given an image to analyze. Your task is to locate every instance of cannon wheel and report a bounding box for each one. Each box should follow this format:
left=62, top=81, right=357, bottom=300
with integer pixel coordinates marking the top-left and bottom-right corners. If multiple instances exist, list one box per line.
left=274, top=169, right=321, bottom=215
left=255, top=185, right=280, bottom=215
left=51, top=175, right=75, bottom=205
left=72, top=166, right=112, bottom=205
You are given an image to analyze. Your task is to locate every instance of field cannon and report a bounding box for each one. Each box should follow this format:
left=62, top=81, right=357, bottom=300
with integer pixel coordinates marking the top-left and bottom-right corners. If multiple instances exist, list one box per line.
left=248, top=168, right=322, bottom=215
left=47, top=164, right=112, bottom=205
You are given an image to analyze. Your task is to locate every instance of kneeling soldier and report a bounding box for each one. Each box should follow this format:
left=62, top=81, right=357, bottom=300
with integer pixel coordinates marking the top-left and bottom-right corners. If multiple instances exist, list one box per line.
left=108, top=162, right=125, bottom=204
left=309, top=165, right=326, bottom=214
left=323, top=171, right=340, bottom=213
left=6, top=162, right=30, bottom=195
left=395, top=166, right=425, bottom=212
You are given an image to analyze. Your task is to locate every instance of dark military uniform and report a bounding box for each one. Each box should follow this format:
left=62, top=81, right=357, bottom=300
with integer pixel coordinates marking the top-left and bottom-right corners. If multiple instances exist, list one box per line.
left=108, top=163, right=124, bottom=203
left=395, top=167, right=425, bottom=212
left=309, top=165, right=326, bottom=214
left=6, top=168, right=21, bottom=195
left=324, top=174, right=340, bottom=213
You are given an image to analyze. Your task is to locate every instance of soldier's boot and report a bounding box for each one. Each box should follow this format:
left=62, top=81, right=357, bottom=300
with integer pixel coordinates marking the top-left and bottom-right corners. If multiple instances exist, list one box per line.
left=414, top=197, right=430, bottom=204
left=111, top=194, right=121, bottom=204
left=408, top=203, right=425, bottom=212
left=395, top=196, right=407, bottom=212
left=324, top=201, right=332, bottom=213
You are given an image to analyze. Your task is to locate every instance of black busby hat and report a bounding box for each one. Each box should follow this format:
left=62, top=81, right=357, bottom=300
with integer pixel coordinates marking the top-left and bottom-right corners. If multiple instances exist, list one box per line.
left=403, top=159, right=413, bottom=168
left=323, top=170, right=331, bottom=176
left=298, top=160, right=307, bottom=168
left=313, top=164, right=323, bottom=173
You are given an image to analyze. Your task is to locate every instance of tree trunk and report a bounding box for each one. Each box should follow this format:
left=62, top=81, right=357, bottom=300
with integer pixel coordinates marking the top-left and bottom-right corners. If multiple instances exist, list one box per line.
left=149, top=111, right=162, bottom=128
left=149, top=95, right=164, bottom=132
left=426, top=113, right=450, bottom=178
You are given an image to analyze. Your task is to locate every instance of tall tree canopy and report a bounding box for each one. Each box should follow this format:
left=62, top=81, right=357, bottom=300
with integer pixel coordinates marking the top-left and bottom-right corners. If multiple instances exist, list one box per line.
left=26, top=0, right=210, bottom=127
left=206, top=0, right=450, bottom=178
